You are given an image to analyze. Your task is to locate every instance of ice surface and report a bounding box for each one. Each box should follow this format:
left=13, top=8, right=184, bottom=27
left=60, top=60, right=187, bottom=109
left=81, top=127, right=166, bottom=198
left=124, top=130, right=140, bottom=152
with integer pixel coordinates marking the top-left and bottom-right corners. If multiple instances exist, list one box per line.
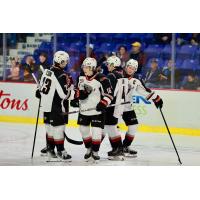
left=0, top=122, right=200, bottom=166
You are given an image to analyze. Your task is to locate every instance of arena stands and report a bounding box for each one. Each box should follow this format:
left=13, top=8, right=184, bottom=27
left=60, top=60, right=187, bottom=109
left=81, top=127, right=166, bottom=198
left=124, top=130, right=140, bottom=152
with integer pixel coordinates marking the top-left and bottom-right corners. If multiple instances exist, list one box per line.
left=1, top=33, right=200, bottom=89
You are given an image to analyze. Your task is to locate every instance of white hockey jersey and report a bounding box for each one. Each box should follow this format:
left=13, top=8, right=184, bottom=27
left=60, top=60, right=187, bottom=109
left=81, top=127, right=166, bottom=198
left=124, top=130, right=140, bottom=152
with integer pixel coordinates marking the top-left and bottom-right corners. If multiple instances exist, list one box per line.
left=124, top=77, right=157, bottom=112
left=106, top=70, right=129, bottom=118
left=39, top=68, right=75, bottom=112
left=78, top=73, right=113, bottom=116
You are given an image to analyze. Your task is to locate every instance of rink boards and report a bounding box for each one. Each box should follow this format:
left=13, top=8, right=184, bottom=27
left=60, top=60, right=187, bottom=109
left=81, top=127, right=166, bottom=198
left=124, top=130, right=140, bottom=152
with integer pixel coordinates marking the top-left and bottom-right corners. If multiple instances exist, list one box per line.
left=0, top=82, right=200, bottom=136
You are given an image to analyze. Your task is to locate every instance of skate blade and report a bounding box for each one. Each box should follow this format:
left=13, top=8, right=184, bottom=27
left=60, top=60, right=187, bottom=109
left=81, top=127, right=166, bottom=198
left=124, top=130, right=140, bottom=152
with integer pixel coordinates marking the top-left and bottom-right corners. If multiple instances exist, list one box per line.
left=85, top=156, right=93, bottom=162
left=92, top=160, right=99, bottom=164
left=108, top=156, right=124, bottom=161
left=40, top=153, right=47, bottom=157
left=124, top=153, right=137, bottom=158
left=46, top=156, right=58, bottom=162
left=57, top=157, right=72, bottom=162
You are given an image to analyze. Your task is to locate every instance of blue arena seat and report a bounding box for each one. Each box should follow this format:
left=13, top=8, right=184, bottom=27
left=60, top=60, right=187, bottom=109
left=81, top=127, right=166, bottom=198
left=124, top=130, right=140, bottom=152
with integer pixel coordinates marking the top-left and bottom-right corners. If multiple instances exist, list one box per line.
left=177, top=44, right=198, bottom=60
left=144, top=44, right=164, bottom=59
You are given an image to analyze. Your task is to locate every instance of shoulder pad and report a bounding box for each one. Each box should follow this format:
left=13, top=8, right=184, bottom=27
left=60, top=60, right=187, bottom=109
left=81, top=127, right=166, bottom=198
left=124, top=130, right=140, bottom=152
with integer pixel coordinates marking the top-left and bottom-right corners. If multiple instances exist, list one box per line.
left=95, top=73, right=107, bottom=82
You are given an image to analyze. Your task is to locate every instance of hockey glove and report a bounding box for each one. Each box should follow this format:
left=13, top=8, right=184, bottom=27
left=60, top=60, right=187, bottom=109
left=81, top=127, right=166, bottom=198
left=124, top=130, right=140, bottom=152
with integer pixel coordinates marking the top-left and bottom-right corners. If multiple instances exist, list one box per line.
left=96, top=99, right=108, bottom=112
left=70, top=99, right=79, bottom=108
left=153, top=95, right=163, bottom=109
left=79, top=90, right=89, bottom=100
left=35, top=89, right=41, bottom=99
left=65, top=73, right=73, bottom=89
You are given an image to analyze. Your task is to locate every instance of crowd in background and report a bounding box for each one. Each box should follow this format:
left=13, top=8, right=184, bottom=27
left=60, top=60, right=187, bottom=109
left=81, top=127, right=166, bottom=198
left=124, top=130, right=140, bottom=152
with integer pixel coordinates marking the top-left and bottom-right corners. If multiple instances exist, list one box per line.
left=2, top=33, right=200, bottom=90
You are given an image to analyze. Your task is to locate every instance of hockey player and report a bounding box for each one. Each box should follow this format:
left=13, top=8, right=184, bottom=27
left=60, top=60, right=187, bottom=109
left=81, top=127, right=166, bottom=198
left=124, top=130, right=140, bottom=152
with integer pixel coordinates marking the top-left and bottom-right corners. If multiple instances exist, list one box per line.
left=104, top=55, right=129, bottom=160
left=122, top=59, right=163, bottom=156
left=36, top=51, right=75, bottom=161
left=72, top=57, right=113, bottom=161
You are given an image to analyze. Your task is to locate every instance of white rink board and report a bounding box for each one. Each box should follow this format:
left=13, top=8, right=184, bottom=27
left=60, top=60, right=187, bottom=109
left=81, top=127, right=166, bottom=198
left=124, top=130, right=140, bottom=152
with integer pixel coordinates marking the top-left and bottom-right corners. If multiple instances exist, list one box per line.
left=0, top=82, right=200, bottom=130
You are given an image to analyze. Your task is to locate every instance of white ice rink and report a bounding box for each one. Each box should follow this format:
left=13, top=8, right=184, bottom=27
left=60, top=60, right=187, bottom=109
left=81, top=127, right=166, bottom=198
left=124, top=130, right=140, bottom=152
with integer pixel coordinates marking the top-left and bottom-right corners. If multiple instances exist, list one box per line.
left=0, top=122, right=200, bottom=166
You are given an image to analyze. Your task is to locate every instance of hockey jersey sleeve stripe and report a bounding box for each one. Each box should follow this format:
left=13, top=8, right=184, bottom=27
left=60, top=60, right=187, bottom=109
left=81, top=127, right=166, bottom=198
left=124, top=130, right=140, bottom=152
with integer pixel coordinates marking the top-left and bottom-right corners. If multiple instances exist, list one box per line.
left=104, top=93, right=113, bottom=101
left=53, top=74, right=67, bottom=99
left=103, top=96, right=111, bottom=105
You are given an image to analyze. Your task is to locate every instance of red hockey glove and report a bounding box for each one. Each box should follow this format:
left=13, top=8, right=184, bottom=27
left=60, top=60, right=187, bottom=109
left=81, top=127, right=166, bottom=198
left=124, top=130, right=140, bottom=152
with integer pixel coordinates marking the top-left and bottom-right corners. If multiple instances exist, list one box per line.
left=96, top=99, right=108, bottom=112
left=65, top=73, right=73, bottom=89
left=153, top=95, right=163, bottom=109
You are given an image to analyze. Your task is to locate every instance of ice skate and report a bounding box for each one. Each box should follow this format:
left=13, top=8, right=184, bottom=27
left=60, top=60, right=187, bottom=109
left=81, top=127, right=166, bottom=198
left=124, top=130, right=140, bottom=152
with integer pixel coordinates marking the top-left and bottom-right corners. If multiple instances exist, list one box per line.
left=108, top=147, right=124, bottom=161
left=57, top=150, right=72, bottom=162
left=92, top=151, right=100, bottom=163
left=40, top=147, right=47, bottom=156
left=47, top=149, right=57, bottom=161
left=84, top=148, right=92, bottom=161
left=123, top=146, right=137, bottom=157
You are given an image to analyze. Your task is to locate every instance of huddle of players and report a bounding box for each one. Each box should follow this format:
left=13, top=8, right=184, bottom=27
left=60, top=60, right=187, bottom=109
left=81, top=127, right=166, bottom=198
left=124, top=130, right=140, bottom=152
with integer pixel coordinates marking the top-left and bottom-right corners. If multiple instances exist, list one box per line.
left=36, top=51, right=163, bottom=162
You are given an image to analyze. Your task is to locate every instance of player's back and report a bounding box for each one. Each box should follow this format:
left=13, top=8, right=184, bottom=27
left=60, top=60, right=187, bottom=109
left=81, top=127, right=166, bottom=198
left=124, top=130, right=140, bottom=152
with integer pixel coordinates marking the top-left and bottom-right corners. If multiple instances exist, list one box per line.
left=40, top=67, right=68, bottom=113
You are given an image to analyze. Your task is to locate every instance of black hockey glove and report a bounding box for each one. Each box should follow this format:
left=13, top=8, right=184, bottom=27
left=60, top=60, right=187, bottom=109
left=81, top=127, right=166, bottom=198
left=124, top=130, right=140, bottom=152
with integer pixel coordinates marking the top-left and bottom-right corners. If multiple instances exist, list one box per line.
left=35, top=89, right=41, bottom=99
left=96, top=100, right=108, bottom=112
left=153, top=95, right=163, bottom=109
left=70, top=99, right=79, bottom=108
left=79, top=90, right=89, bottom=100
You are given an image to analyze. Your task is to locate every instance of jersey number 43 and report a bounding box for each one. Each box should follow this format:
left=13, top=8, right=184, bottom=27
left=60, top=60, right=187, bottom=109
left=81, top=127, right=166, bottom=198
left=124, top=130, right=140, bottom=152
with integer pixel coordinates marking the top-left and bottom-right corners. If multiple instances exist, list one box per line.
left=41, top=77, right=52, bottom=94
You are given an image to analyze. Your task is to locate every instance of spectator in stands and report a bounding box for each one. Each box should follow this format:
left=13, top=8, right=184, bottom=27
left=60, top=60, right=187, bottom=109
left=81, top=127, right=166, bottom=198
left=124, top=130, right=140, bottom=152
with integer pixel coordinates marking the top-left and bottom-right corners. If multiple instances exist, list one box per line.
left=129, top=41, right=146, bottom=76
left=21, top=56, right=38, bottom=82
left=71, top=43, right=96, bottom=72
left=117, top=45, right=129, bottom=68
left=160, top=59, right=181, bottom=88
left=37, top=52, right=50, bottom=79
left=39, top=52, right=49, bottom=70
left=154, top=33, right=172, bottom=45
left=97, top=52, right=110, bottom=75
left=144, top=58, right=161, bottom=88
left=177, top=34, right=189, bottom=45
left=190, top=33, right=200, bottom=46
left=181, top=73, right=199, bottom=90
left=7, top=57, right=20, bottom=81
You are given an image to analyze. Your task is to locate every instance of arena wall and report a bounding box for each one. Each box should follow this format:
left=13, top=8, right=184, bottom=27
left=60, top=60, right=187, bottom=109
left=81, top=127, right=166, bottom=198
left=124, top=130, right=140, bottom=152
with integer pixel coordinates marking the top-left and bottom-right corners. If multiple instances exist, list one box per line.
left=0, top=82, right=200, bottom=136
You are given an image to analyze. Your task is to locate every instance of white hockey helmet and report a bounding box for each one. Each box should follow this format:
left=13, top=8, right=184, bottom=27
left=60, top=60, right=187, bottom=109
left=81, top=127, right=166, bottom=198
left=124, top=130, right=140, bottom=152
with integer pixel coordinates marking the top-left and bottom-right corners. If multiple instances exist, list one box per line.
left=126, top=59, right=138, bottom=72
left=107, top=56, right=121, bottom=67
left=53, top=51, right=69, bottom=65
left=82, top=57, right=97, bottom=70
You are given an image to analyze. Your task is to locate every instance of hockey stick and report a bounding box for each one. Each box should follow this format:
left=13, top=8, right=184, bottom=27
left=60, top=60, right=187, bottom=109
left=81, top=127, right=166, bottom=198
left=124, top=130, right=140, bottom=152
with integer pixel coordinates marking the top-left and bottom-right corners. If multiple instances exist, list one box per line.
left=159, top=108, right=182, bottom=165
left=63, top=131, right=83, bottom=145
left=31, top=73, right=41, bottom=158
left=63, top=101, right=131, bottom=115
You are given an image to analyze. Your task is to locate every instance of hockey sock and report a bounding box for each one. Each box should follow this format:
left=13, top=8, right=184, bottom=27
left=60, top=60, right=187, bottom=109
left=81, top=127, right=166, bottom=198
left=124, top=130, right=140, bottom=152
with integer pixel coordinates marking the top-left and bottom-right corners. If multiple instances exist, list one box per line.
left=123, top=134, right=135, bottom=147
left=55, top=142, right=65, bottom=152
left=45, top=124, right=55, bottom=149
left=123, top=125, right=137, bottom=147
left=109, top=136, right=123, bottom=149
left=105, top=125, right=122, bottom=149
left=80, top=125, right=92, bottom=149
left=47, top=135, right=55, bottom=150
left=91, top=127, right=102, bottom=152
left=51, top=125, right=65, bottom=152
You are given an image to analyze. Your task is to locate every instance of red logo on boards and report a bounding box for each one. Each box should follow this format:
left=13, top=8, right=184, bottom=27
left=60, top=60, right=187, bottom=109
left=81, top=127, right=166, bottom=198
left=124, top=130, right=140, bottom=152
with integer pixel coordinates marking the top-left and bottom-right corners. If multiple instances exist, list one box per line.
left=0, top=90, right=28, bottom=111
